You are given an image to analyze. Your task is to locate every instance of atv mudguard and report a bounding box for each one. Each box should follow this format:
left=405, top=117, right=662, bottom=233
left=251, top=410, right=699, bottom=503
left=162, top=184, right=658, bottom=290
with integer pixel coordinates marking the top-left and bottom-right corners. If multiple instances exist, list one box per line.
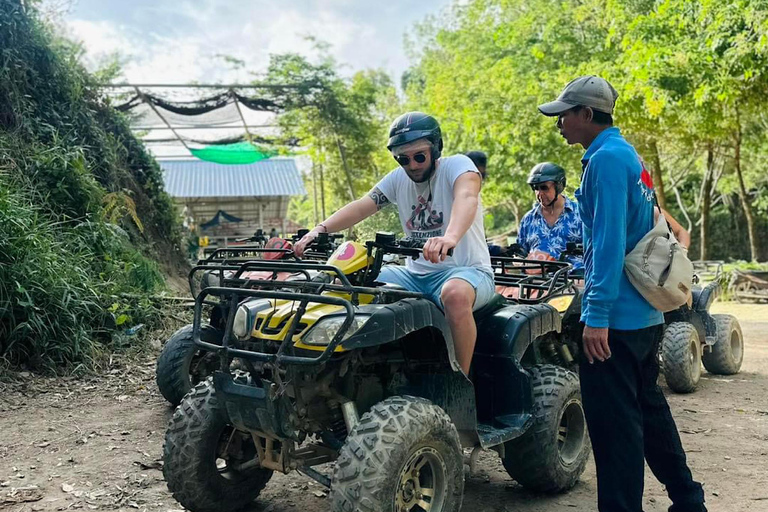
left=665, top=280, right=721, bottom=345
left=472, top=301, right=562, bottom=446
left=340, top=298, right=481, bottom=444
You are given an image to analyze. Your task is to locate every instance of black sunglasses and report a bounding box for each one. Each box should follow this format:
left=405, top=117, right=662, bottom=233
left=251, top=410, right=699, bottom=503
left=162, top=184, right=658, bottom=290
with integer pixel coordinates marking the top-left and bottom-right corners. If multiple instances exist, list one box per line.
left=530, top=183, right=551, bottom=192
left=394, top=152, right=428, bottom=167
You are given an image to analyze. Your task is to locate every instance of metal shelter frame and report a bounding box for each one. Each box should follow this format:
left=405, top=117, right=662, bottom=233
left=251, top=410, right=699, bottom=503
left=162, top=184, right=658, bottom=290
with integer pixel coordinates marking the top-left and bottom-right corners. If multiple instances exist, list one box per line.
left=102, top=82, right=315, bottom=159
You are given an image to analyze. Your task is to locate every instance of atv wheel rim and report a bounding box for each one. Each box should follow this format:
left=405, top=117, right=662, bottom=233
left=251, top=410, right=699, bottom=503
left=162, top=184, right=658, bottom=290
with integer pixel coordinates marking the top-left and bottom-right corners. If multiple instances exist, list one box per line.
left=558, top=398, right=586, bottom=466
left=689, top=338, right=701, bottom=381
left=215, top=427, right=256, bottom=479
left=730, top=329, right=744, bottom=365
left=395, top=446, right=447, bottom=511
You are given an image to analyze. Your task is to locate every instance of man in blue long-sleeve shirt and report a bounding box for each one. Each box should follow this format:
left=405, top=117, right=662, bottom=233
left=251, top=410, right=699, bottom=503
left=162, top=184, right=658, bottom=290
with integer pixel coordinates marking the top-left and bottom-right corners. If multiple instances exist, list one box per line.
left=539, top=76, right=706, bottom=512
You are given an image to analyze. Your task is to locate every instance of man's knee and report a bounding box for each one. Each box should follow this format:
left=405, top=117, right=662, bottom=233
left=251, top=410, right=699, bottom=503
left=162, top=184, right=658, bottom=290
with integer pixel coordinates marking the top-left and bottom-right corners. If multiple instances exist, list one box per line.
left=441, top=279, right=475, bottom=313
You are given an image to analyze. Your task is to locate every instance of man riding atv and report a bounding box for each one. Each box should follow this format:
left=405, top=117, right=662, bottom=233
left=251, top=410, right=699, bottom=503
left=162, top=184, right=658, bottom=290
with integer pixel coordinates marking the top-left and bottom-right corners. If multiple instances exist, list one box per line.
left=295, top=111, right=493, bottom=374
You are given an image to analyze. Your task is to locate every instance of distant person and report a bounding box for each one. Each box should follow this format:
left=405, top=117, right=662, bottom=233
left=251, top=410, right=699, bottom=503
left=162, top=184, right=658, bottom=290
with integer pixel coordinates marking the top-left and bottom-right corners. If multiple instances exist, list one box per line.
left=465, top=151, right=487, bottom=180
left=517, top=162, right=583, bottom=269
left=269, top=227, right=278, bottom=239
left=539, top=75, right=706, bottom=512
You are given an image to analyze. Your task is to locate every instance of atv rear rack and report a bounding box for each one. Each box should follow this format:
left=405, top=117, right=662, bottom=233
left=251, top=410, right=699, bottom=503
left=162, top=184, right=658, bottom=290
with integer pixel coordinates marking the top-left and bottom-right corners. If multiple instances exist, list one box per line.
left=490, top=257, right=572, bottom=304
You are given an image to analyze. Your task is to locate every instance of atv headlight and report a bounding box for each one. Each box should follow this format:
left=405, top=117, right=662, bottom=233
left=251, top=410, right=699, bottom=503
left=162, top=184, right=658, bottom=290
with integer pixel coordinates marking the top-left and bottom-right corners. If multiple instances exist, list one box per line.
left=302, top=315, right=370, bottom=346
left=232, top=299, right=271, bottom=340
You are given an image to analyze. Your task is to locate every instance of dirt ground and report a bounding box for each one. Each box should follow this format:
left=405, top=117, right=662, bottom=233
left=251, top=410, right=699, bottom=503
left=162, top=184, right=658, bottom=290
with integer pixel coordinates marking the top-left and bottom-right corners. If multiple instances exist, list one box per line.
left=1, top=303, right=767, bottom=512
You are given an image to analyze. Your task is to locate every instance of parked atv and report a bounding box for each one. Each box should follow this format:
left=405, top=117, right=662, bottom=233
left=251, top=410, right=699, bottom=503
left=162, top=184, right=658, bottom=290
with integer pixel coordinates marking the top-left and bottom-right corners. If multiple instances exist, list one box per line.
left=155, top=232, right=342, bottom=406
left=163, top=233, right=589, bottom=512
left=661, top=277, right=744, bottom=393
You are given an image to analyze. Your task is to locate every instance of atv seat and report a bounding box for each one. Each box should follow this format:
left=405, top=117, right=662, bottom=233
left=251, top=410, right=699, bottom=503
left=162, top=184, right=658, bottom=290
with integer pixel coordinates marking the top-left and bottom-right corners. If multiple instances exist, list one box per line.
left=473, top=293, right=507, bottom=322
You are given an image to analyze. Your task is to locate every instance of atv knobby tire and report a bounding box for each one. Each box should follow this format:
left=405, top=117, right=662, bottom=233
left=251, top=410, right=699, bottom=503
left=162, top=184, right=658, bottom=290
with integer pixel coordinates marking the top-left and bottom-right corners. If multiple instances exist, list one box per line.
left=163, top=377, right=272, bottom=512
left=662, top=322, right=701, bottom=393
left=156, top=324, right=222, bottom=406
left=501, top=365, right=589, bottom=493
left=330, top=396, right=464, bottom=512
left=702, top=314, right=744, bottom=375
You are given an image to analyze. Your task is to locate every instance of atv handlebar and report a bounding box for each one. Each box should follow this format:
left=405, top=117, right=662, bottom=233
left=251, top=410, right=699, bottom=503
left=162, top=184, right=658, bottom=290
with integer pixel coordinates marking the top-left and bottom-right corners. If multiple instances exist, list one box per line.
left=560, top=242, right=584, bottom=259
left=362, top=234, right=454, bottom=286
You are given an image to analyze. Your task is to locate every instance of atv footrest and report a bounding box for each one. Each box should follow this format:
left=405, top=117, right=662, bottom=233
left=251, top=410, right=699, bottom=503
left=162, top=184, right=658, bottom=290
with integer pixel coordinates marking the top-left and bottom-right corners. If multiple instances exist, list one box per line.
left=477, top=413, right=532, bottom=449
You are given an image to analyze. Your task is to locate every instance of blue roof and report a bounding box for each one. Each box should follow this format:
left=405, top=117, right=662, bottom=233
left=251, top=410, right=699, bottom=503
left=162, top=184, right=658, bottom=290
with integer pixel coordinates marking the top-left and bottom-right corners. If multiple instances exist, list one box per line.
left=160, top=158, right=306, bottom=198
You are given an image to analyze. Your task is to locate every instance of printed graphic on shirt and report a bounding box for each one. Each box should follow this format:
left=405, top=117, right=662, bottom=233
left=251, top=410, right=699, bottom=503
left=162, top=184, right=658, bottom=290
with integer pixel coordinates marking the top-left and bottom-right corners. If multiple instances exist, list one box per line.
left=517, top=197, right=584, bottom=269
left=637, top=157, right=655, bottom=202
left=405, top=192, right=444, bottom=233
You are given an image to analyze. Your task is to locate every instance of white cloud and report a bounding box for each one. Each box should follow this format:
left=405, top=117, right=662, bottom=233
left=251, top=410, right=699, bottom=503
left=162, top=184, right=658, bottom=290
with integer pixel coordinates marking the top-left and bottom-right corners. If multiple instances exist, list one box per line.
left=64, top=0, right=447, bottom=86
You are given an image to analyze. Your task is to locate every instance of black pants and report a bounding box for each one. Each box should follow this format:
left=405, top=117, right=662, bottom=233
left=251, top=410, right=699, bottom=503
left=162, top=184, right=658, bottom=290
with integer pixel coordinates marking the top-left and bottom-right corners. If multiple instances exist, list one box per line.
left=579, top=324, right=706, bottom=512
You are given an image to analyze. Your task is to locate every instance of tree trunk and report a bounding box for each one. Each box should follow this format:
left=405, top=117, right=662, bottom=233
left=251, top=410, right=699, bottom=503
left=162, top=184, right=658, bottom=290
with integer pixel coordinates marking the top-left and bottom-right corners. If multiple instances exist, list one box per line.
left=699, top=145, right=714, bottom=260
left=649, top=139, right=667, bottom=210
left=335, top=138, right=356, bottom=201
left=312, top=161, right=319, bottom=225
left=319, top=161, right=326, bottom=220
left=733, top=120, right=759, bottom=262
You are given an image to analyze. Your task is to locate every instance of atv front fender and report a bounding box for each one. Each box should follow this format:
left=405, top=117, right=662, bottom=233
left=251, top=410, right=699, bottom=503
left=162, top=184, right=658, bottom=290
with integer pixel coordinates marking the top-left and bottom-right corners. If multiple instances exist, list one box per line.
left=341, top=298, right=459, bottom=369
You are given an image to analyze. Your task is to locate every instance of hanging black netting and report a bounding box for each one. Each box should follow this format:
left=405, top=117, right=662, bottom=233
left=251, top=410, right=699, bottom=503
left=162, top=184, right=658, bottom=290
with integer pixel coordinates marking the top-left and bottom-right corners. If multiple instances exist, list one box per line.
left=144, top=134, right=299, bottom=146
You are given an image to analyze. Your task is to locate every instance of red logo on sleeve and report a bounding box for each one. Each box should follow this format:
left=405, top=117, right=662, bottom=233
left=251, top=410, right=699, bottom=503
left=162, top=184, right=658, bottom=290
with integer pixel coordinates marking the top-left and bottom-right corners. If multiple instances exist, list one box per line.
left=640, top=166, right=654, bottom=189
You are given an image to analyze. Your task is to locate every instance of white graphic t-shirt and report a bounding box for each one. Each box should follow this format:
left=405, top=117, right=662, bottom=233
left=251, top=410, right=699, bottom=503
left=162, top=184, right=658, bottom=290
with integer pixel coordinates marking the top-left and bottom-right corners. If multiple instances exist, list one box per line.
left=375, top=154, right=493, bottom=275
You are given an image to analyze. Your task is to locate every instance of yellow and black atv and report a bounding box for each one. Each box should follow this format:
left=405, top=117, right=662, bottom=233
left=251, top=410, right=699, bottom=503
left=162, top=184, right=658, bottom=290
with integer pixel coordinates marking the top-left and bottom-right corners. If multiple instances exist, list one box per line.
left=162, top=233, right=589, bottom=512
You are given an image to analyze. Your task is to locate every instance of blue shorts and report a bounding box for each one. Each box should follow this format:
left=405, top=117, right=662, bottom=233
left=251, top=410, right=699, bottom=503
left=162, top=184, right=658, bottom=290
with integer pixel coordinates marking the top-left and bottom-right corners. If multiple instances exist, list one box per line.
left=378, top=266, right=496, bottom=311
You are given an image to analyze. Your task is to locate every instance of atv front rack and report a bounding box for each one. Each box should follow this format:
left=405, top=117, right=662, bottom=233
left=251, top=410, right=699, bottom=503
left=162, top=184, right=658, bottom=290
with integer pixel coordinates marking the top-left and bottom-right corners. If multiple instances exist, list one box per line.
left=194, top=287, right=355, bottom=367
left=200, top=247, right=297, bottom=265
left=490, top=257, right=572, bottom=304
left=192, top=261, right=424, bottom=367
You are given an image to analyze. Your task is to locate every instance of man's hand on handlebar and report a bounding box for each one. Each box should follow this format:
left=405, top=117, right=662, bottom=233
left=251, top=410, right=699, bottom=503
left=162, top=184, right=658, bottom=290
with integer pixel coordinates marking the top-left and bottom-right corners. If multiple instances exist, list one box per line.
left=422, top=235, right=458, bottom=263
left=294, top=228, right=322, bottom=257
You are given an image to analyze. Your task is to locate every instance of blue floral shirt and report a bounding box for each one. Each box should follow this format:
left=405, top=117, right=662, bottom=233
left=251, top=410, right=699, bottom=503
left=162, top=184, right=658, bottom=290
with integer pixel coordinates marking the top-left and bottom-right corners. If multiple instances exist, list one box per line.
left=517, top=197, right=584, bottom=269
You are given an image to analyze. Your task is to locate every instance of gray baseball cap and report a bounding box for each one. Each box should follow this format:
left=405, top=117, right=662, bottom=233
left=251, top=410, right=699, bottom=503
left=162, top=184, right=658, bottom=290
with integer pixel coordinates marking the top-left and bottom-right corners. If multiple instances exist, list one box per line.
left=538, top=75, right=619, bottom=116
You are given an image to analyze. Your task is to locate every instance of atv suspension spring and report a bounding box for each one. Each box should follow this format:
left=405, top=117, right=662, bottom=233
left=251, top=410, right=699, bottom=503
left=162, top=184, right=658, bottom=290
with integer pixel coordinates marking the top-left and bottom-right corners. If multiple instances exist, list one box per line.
left=329, top=409, right=348, bottom=439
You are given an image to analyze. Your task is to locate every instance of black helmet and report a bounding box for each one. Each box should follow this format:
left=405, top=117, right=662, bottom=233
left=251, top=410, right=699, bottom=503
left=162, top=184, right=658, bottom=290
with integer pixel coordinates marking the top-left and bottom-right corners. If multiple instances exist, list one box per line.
left=387, top=111, right=443, bottom=159
left=527, top=162, right=567, bottom=194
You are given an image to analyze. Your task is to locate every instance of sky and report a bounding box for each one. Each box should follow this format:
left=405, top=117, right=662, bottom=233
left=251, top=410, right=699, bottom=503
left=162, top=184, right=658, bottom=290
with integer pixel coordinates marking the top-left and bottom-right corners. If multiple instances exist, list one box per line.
left=56, top=0, right=450, bottom=86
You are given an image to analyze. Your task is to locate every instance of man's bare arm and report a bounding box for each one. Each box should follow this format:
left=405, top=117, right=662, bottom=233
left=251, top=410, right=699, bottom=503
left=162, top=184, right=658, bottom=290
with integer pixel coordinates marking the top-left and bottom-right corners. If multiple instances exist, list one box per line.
left=368, top=187, right=391, bottom=211
left=294, top=193, right=381, bottom=256
left=444, top=172, right=482, bottom=242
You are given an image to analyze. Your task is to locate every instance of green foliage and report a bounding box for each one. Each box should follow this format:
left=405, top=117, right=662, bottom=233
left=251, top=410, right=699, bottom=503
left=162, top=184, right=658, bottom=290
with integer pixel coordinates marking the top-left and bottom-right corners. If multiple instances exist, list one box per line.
left=0, top=178, right=165, bottom=371
left=265, top=52, right=403, bottom=234
left=403, top=0, right=768, bottom=258
left=0, top=0, right=181, bottom=370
